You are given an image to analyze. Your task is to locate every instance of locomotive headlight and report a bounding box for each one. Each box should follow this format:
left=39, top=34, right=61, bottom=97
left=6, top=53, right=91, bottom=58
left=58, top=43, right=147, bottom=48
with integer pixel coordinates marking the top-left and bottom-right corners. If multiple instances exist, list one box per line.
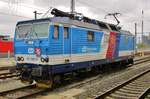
left=20, top=57, right=24, bottom=61
left=41, top=57, right=49, bottom=63
left=17, top=57, right=21, bottom=61
left=17, top=56, right=24, bottom=61
left=41, top=58, right=45, bottom=63
left=45, top=57, right=49, bottom=63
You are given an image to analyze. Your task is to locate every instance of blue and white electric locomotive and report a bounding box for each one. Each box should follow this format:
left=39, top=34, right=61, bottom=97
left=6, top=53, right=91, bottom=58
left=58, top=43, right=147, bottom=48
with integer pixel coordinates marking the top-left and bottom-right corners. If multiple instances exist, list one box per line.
left=14, top=9, right=135, bottom=88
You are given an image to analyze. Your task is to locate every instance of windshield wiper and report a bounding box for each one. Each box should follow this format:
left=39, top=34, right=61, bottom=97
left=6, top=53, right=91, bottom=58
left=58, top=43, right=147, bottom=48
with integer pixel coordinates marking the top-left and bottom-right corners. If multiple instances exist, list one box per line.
left=24, top=26, right=33, bottom=39
left=24, top=31, right=30, bottom=38
left=33, top=31, right=39, bottom=40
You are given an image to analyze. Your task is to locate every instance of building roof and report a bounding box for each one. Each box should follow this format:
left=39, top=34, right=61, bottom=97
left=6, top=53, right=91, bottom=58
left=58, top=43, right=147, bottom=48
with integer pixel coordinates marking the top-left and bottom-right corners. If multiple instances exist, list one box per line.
left=0, top=33, right=11, bottom=37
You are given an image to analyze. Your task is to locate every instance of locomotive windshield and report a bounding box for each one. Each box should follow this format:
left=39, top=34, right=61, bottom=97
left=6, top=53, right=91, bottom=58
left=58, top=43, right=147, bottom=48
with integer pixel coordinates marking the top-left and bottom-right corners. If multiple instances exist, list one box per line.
left=16, top=23, right=49, bottom=39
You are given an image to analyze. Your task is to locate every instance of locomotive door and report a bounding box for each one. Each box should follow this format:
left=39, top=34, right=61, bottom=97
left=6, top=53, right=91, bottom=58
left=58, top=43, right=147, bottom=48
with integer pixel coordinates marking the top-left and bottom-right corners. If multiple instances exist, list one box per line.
left=63, top=27, right=71, bottom=58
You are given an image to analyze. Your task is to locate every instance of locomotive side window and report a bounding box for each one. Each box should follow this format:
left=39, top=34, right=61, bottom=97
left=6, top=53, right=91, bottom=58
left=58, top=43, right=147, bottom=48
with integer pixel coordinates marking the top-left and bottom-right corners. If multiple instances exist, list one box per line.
left=102, top=34, right=109, bottom=48
left=64, top=27, right=69, bottom=39
left=53, top=25, right=59, bottom=39
left=88, top=31, right=94, bottom=41
left=124, top=35, right=128, bottom=44
left=104, top=34, right=109, bottom=43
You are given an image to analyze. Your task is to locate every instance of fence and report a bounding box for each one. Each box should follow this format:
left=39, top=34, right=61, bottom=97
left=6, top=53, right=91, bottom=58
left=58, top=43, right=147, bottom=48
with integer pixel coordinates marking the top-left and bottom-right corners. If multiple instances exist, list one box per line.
left=136, top=32, right=150, bottom=50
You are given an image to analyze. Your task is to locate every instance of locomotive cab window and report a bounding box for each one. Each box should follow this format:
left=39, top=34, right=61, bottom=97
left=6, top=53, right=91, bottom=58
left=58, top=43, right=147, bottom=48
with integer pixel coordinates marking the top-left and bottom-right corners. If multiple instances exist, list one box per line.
left=88, top=31, right=94, bottom=41
left=33, top=23, right=49, bottom=38
left=64, top=27, right=69, bottom=39
left=16, top=23, right=49, bottom=39
left=53, top=25, right=59, bottom=39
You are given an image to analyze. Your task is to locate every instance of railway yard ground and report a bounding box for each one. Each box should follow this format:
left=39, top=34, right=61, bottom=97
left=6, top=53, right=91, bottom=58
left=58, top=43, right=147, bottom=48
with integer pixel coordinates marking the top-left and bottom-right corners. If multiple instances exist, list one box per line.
left=0, top=58, right=15, bottom=67
left=0, top=55, right=150, bottom=99
left=2, top=1, right=150, bottom=99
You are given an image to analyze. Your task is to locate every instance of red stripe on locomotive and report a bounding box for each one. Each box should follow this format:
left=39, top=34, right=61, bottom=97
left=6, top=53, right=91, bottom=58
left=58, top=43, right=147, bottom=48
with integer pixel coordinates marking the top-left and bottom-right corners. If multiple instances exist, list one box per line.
left=106, top=32, right=117, bottom=59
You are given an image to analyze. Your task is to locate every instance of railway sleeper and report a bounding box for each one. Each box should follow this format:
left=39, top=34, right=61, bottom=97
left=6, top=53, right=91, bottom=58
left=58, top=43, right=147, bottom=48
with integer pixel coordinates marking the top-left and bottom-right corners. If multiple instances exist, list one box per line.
left=117, top=89, right=143, bottom=94
left=129, top=83, right=150, bottom=87
left=108, top=93, right=137, bottom=99
left=119, top=88, right=146, bottom=94
left=124, top=84, right=148, bottom=89
left=113, top=90, right=142, bottom=97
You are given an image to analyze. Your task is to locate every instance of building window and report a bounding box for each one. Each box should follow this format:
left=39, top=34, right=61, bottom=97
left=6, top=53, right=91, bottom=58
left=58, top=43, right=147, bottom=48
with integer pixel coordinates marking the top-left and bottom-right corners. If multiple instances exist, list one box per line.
left=88, top=31, right=94, bottom=41
left=64, top=27, right=69, bottom=39
left=53, top=25, right=59, bottom=39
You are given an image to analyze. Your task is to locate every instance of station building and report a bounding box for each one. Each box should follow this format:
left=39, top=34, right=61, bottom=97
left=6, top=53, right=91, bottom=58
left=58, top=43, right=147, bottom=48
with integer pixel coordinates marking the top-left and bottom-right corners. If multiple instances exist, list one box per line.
left=0, top=34, right=13, bottom=57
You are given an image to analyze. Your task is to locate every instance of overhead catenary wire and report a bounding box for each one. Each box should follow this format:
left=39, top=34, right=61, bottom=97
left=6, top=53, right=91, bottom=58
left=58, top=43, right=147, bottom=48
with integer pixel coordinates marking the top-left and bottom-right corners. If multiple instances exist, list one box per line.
left=0, top=0, right=52, bottom=19
left=76, top=0, right=108, bottom=14
left=0, top=0, right=44, bottom=19
left=76, top=0, right=145, bottom=25
left=76, top=0, right=122, bottom=24
left=0, top=11, right=32, bottom=19
left=7, top=0, right=47, bottom=11
left=20, top=4, right=47, bottom=11
left=42, top=7, right=54, bottom=18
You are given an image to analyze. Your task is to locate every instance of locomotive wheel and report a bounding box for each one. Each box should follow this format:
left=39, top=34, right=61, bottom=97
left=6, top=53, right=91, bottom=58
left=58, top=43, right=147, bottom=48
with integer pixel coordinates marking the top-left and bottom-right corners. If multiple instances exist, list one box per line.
left=53, top=75, right=61, bottom=84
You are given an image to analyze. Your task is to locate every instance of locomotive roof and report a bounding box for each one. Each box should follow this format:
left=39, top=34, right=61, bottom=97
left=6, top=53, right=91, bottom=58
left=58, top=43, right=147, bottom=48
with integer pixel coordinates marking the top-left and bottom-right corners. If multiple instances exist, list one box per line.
left=17, top=17, right=110, bottom=30
left=17, top=17, right=133, bottom=35
left=120, top=30, right=133, bottom=35
left=17, top=18, right=51, bottom=25
left=17, top=17, right=101, bottom=31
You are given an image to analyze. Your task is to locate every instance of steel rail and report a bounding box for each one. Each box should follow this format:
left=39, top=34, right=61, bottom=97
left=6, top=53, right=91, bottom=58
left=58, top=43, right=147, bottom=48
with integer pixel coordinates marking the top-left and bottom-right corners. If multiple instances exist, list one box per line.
left=94, top=69, right=150, bottom=99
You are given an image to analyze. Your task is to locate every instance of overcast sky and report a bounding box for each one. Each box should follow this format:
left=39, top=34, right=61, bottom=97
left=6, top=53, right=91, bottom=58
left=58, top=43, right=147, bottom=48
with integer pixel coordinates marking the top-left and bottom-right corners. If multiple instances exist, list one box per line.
left=0, top=0, right=150, bottom=37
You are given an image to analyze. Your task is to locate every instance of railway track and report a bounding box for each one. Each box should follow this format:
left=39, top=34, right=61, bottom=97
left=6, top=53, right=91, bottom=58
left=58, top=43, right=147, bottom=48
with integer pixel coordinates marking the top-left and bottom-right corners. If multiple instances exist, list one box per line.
left=52, top=58, right=149, bottom=92
left=94, top=69, right=150, bottom=99
left=134, top=56, right=150, bottom=65
left=0, top=84, right=47, bottom=99
left=0, top=56, right=149, bottom=80
left=39, top=57, right=150, bottom=98
left=0, top=66, right=16, bottom=71
left=0, top=72, right=19, bottom=79
left=0, top=56, right=150, bottom=98
left=0, top=66, right=19, bottom=80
